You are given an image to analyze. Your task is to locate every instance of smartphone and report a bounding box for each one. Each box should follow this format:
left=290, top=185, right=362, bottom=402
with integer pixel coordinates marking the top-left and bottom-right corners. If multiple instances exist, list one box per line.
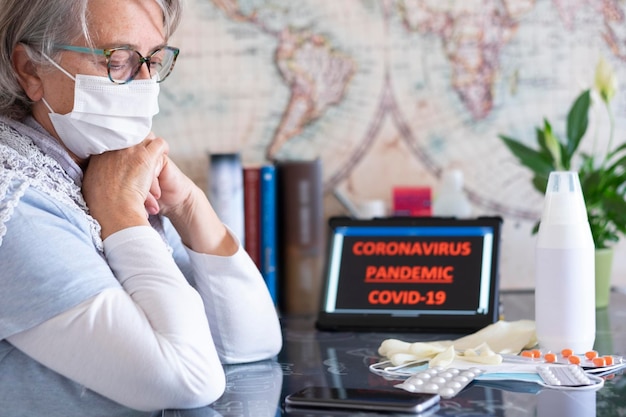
left=284, top=386, right=440, bottom=413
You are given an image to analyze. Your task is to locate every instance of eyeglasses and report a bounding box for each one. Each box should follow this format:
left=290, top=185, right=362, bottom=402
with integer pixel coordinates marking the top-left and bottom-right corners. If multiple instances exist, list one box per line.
left=54, top=45, right=180, bottom=84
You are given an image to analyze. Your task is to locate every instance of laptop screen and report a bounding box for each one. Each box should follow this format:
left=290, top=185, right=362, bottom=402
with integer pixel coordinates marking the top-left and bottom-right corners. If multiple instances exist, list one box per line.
left=316, top=216, right=503, bottom=332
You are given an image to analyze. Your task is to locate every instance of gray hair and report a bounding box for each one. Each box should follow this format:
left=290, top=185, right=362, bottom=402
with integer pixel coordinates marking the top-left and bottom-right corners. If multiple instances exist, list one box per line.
left=0, top=0, right=182, bottom=119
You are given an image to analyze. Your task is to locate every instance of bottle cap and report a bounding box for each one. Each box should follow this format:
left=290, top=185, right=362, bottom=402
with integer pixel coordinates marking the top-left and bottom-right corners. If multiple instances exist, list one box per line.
left=441, top=169, right=464, bottom=190
left=540, top=171, right=588, bottom=225
left=357, top=199, right=386, bottom=219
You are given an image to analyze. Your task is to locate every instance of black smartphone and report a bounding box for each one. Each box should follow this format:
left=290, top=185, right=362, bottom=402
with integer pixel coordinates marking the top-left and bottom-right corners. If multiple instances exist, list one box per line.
left=284, top=386, right=440, bottom=413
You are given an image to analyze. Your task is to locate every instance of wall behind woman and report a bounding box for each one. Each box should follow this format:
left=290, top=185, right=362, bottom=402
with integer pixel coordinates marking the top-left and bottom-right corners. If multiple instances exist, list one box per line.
left=153, top=0, right=626, bottom=291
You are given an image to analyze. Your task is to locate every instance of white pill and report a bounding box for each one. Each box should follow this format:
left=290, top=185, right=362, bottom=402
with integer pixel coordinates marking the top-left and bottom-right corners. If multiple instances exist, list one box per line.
left=439, top=387, right=456, bottom=397
left=424, top=383, right=440, bottom=393
left=431, top=376, right=446, bottom=384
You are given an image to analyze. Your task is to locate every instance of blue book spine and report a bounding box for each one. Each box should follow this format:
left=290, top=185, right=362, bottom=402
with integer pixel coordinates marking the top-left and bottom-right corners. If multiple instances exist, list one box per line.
left=260, top=164, right=278, bottom=305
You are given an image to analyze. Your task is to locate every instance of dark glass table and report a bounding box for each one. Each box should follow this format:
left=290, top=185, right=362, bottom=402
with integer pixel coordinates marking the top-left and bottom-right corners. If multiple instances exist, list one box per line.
left=188, top=290, right=626, bottom=417
left=2, top=290, right=625, bottom=416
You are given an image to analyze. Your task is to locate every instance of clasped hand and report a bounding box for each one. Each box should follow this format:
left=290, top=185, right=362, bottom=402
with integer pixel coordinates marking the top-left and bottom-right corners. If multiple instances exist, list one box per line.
left=82, top=136, right=194, bottom=240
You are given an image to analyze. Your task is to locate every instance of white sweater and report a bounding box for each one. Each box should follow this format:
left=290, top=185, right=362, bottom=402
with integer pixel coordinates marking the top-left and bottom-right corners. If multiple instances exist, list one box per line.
left=7, top=226, right=282, bottom=411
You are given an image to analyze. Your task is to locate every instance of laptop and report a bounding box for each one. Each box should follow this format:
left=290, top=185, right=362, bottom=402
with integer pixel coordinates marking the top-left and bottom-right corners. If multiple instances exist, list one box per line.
left=316, top=216, right=503, bottom=332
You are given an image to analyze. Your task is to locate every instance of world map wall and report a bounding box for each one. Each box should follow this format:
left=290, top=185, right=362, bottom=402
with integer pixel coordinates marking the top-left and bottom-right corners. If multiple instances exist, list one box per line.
left=153, top=0, right=626, bottom=290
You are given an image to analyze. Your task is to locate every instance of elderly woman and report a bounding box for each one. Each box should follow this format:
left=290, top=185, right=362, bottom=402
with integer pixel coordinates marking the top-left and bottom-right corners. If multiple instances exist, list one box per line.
left=0, top=0, right=282, bottom=412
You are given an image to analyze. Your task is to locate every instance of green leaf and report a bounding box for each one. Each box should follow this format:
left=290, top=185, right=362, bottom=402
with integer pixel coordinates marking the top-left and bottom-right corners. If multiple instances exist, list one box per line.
left=532, top=174, right=549, bottom=195
left=536, top=126, right=549, bottom=154
left=607, top=141, right=626, bottom=160
left=606, top=155, right=626, bottom=177
left=499, top=135, right=555, bottom=176
left=565, top=90, right=591, bottom=158
left=535, top=126, right=561, bottom=165
left=541, top=119, right=564, bottom=169
left=531, top=221, right=540, bottom=235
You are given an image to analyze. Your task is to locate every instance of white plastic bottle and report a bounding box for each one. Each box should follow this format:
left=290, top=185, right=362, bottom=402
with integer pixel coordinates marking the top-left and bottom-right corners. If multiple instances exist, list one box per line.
left=432, top=169, right=472, bottom=218
left=535, top=171, right=595, bottom=353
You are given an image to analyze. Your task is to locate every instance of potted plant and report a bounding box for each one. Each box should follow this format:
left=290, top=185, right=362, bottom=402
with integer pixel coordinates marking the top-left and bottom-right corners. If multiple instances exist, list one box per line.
left=498, top=57, right=626, bottom=308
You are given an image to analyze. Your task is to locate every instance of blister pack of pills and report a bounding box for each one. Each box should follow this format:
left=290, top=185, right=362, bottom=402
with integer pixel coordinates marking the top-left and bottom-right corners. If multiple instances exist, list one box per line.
left=395, top=366, right=484, bottom=398
left=504, top=349, right=626, bottom=376
left=537, top=365, right=598, bottom=387
left=490, top=364, right=605, bottom=390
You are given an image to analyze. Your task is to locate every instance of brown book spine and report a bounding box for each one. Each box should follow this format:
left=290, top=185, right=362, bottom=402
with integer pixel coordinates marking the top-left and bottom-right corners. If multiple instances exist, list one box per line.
left=277, top=159, right=324, bottom=315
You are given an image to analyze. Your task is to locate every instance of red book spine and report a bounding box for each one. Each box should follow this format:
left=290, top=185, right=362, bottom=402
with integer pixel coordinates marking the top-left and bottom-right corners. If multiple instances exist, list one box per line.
left=243, top=166, right=261, bottom=269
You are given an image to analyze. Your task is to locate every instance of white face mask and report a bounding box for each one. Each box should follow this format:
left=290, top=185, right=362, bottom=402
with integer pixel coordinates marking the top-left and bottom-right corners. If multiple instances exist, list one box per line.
left=41, top=54, right=160, bottom=159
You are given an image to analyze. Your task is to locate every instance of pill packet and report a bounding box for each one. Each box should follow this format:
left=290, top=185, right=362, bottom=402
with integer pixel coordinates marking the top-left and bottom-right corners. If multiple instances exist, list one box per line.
left=503, top=349, right=625, bottom=375
left=475, top=364, right=605, bottom=392
left=536, top=365, right=604, bottom=388
left=393, top=364, right=603, bottom=398
left=395, top=366, right=484, bottom=399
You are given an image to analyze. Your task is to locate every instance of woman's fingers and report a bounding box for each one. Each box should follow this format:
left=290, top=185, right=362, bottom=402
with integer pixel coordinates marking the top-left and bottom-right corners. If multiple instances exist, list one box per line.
left=146, top=175, right=162, bottom=215
left=82, top=137, right=170, bottom=237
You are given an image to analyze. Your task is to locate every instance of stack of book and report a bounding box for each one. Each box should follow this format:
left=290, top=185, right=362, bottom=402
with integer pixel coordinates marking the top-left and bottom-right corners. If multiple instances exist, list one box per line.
left=209, top=154, right=324, bottom=313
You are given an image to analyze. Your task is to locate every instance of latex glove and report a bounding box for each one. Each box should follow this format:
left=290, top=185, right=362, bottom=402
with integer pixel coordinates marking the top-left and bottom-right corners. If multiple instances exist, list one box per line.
left=430, top=345, right=456, bottom=368
left=379, top=339, right=451, bottom=366
left=377, top=320, right=536, bottom=367
left=452, top=320, right=537, bottom=354
left=459, top=342, right=503, bottom=365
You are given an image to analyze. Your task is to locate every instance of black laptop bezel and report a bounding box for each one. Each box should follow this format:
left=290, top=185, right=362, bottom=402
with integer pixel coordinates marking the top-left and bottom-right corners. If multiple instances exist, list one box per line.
left=315, top=216, right=503, bottom=333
